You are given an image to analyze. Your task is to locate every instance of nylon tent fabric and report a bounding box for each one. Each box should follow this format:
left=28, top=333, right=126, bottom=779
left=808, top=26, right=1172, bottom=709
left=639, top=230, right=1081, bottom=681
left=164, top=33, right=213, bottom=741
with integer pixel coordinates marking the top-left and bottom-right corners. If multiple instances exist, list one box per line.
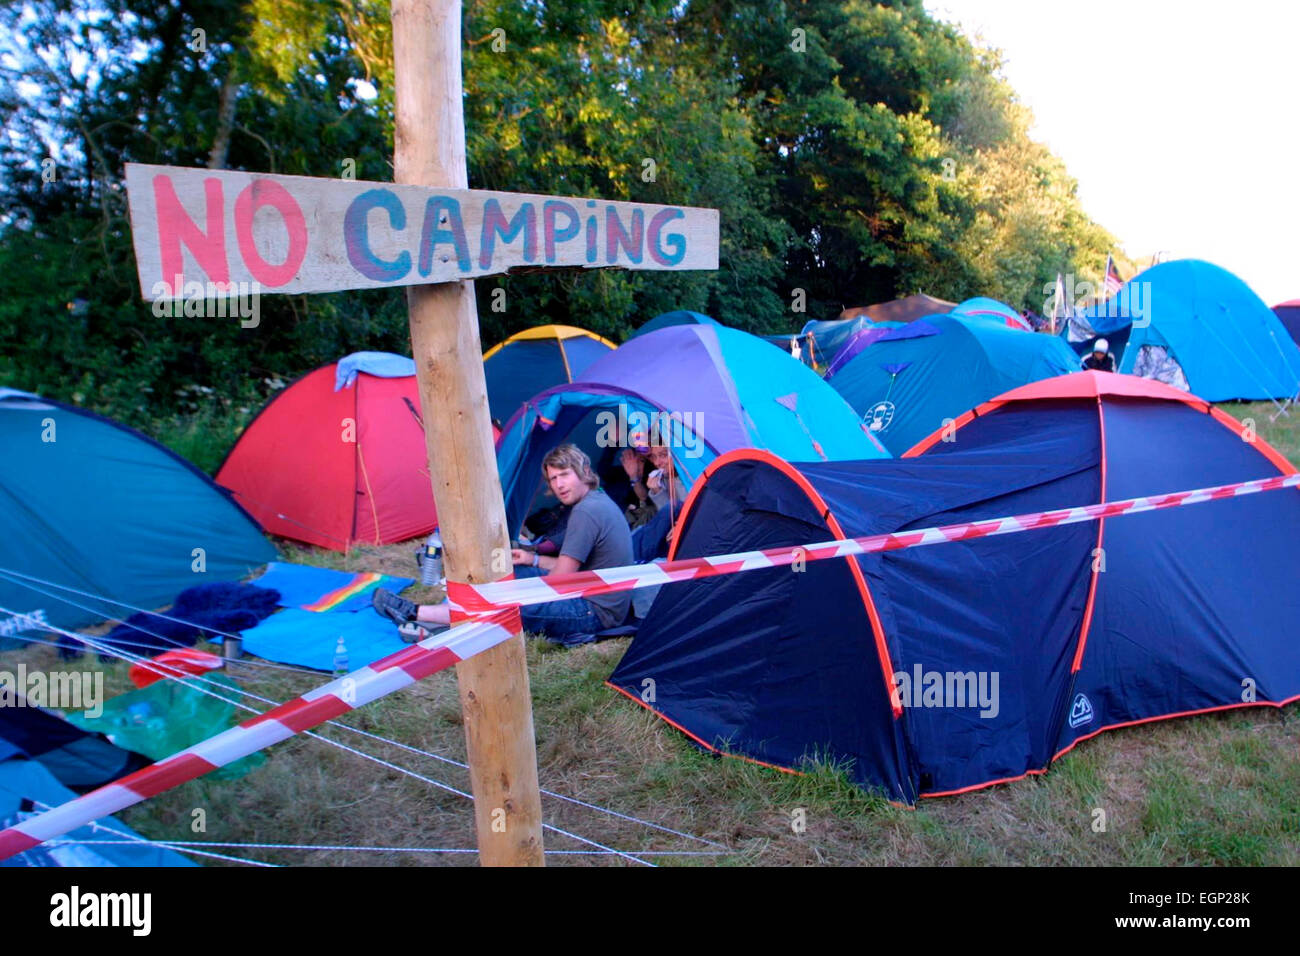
left=824, top=313, right=1079, bottom=455
left=611, top=372, right=1300, bottom=802
left=1071, top=260, right=1300, bottom=400
left=483, top=325, right=616, bottom=424
left=824, top=320, right=941, bottom=377
left=1273, top=301, right=1300, bottom=348
left=791, top=316, right=877, bottom=369
left=783, top=317, right=908, bottom=371
left=0, top=391, right=274, bottom=635
left=0, top=759, right=196, bottom=867
left=839, top=293, right=956, bottom=323
left=216, top=354, right=471, bottom=551
left=951, top=297, right=1032, bottom=330
left=0, top=698, right=146, bottom=790
left=495, top=324, right=887, bottom=535
left=629, top=310, right=721, bottom=339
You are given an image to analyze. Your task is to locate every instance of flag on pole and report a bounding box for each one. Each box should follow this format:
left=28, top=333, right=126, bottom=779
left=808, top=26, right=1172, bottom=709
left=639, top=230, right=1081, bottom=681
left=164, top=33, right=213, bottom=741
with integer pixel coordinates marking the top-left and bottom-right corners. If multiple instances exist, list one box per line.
left=1051, top=273, right=1072, bottom=334
left=1104, top=255, right=1123, bottom=297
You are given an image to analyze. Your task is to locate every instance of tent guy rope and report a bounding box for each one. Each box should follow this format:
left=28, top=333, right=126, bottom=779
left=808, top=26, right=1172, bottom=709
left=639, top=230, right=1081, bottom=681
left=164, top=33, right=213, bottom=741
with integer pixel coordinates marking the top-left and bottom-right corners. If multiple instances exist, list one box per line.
left=2, top=467, right=1297, bottom=861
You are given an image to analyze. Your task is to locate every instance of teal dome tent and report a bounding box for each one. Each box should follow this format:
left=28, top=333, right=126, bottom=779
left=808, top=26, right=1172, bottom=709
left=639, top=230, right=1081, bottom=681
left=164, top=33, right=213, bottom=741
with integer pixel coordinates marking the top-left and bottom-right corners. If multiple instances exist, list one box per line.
left=0, top=389, right=275, bottom=636
left=826, top=315, right=1079, bottom=455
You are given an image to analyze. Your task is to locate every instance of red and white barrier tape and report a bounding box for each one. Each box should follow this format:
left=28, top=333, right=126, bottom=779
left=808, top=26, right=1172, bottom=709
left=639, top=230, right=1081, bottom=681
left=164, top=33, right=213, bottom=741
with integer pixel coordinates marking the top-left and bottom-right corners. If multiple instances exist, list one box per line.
left=4, top=469, right=1295, bottom=860
left=448, top=471, right=1300, bottom=614
left=0, top=608, right=520, bottom=861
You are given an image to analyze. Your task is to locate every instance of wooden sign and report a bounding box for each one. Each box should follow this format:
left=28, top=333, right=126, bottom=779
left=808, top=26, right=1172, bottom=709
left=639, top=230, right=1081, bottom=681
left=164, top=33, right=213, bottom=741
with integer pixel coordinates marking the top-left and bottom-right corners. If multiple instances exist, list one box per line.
left=124, top=162, right=720, bottom=299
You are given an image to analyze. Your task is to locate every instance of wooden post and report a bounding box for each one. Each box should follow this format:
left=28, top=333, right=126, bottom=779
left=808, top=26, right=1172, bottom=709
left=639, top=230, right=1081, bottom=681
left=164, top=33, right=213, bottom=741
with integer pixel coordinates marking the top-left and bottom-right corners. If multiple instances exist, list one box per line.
left=391, top=0, right=545, bottom=866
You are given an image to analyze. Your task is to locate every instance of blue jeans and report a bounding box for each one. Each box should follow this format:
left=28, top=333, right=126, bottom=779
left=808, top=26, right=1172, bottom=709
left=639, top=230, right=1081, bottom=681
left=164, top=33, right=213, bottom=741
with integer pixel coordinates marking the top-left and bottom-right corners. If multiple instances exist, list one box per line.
left=514, top=565, right=603, bottom=646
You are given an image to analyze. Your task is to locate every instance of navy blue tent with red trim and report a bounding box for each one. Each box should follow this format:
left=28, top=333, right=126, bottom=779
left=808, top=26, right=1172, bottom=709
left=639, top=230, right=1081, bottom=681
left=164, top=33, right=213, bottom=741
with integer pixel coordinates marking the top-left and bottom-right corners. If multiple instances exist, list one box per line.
left=609, top=372, right=1300, bottom=802
left=1274, top=300, right=1300, bottom=348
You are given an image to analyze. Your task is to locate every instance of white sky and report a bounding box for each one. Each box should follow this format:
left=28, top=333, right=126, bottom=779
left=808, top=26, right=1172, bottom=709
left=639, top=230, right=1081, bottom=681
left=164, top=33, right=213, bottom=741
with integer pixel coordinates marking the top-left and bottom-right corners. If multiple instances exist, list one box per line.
left=926, top=0, right=1300, bottom=306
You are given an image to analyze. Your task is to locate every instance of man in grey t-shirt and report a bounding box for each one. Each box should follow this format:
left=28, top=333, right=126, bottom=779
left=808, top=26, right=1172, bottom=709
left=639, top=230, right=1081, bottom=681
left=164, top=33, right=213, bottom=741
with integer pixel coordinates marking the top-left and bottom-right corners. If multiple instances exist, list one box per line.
left=372, top=443, right=633, bottom=645
left=552, top=486, right=633, bottom=628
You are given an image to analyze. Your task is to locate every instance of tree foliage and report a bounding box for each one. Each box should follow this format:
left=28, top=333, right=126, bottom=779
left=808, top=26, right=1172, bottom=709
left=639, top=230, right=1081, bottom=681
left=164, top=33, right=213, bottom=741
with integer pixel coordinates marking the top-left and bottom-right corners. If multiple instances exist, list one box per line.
left=0, top=0, right=1122, bottom=430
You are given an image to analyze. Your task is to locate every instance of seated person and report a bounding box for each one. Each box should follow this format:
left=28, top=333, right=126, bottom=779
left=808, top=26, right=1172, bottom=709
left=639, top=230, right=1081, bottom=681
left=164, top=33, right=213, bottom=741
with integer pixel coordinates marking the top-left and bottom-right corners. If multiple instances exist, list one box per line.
left=620, top=442, right=658, bottom=529
left=372, top=443, right=633, bottom=646
left=645, top=443, right=688, bottom=512
left=627, top=444, right=693, bottom=619
left=1082, top=338, right=1116, bottom=372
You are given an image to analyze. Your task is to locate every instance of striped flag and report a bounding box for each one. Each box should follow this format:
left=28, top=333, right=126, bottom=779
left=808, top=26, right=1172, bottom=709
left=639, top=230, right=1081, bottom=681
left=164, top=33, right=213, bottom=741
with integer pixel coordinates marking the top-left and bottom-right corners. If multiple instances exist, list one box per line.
left=1104, top=255, right=1123, bottom=296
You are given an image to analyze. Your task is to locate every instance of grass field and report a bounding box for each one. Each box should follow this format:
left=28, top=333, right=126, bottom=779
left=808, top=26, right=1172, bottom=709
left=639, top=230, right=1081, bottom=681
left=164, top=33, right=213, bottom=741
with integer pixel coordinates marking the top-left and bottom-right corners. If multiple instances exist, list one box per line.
left=6, top=401, right=1298, bottom=866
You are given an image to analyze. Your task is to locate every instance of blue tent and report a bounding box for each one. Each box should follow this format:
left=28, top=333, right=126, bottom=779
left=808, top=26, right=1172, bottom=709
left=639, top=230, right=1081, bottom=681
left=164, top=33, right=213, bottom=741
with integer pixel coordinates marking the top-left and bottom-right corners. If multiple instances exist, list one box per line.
left=764, top=318, right=900, bottom=371
left=824, top=314, right=1079, bottom=455
left=1066, top=259, right=1300, bottom=400
left=951, top=297, right=1031, bottom=330
left=495, top=324, right=887, bottom=534
left=482, top=325, right=615, bottom=424
left=766, top=316, right=912, bottom=371
left=0, top=389, right=275, bottom=636
left=1273, top=301, right=1300, bottom=348
left=610, top=373, right=1300, bottom=802
left=793, top=316, right=871, bottom=369
left=629, top=310, right=721, bottom=339
left=0, top=760, right=195, bottom=866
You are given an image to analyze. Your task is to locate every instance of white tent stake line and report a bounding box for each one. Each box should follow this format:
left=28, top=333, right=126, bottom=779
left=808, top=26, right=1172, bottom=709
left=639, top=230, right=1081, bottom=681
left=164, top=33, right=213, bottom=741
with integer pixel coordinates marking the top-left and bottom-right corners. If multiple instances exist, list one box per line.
left=0, top=611, right=656, bottom=866
left=42, top=839, right=726, bottom=857
left=21, top=799, right=277, bottom=868
left=3, top=469, right=1298, bottom=861
left=4, top=605, right=716, bottom=857
left=0, top=611, right=516, bottom=860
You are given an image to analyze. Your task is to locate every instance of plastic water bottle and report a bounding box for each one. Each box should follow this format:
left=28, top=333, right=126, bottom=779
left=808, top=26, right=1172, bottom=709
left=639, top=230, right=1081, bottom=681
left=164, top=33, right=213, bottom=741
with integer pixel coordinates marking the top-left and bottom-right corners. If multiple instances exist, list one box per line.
left=332, top=636, right=349, bottom=677
left=419, top=531, right=444, bottom=586
left=126, top=701, right=164, bottom=736
left=127, top=701, right=153, bottom=727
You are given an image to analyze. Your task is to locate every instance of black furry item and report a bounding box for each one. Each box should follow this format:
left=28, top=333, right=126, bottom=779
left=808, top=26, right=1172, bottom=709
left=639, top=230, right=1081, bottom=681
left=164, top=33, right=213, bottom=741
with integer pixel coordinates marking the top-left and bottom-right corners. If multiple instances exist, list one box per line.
left=59, top=582, right=281, bottom=660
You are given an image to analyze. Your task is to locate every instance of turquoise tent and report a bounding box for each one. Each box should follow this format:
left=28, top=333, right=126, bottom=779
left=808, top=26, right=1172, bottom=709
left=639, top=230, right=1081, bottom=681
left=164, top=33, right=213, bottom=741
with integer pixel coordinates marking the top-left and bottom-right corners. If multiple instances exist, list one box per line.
left=952, top=297, right=1031, bottom=330
left=0, top=389, right=275, bottom=635
left=825, top=315, right=1079, bottom=455
left=1068, top=260, right=1300, bottom=400
left=496, top=325, right=888, bottom=533
left=794, top=316, right=870, bottom=368
left=629, top=310, right=721, bottom=340
left=0, top=760, right=195, bottom=866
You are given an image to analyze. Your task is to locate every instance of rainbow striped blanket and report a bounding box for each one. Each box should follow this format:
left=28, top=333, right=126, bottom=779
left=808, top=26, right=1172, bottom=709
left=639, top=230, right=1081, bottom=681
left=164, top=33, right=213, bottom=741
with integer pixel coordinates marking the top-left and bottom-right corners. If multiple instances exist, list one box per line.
left=253, top=562, right=414, bottom=613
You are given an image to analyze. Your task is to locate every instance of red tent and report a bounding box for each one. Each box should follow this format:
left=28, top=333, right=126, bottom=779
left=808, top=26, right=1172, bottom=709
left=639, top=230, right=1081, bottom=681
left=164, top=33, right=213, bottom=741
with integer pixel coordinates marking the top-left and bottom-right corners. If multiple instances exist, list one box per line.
left=217, top=355, right=495, bottom=551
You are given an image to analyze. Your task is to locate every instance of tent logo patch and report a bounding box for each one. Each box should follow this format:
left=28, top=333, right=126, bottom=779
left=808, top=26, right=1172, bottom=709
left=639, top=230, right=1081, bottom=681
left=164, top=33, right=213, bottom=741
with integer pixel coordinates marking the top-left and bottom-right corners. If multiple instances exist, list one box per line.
left=864, top=401, right=895, bottom=433
left=1069, top=693, right=1094, bottom=728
